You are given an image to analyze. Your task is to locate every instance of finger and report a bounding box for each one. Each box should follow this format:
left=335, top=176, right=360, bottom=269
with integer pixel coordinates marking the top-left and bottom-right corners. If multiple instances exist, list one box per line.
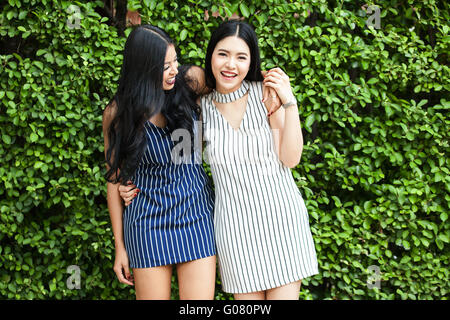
left=268, top=103, right=277, bottom=116
left=262, top=79, right=281, bottom=88
left=119, top=184, right=136, bottom=194
left=268, top=104, right=279, bottom=117
left=123, top=264, right=134, bottom=284
left=121, top=276, right=134, bottom=286
left=114, top=267, right=125, bottom=283
left=268, top=103, right=276, bottom=114
left=262, top=82, right=278, bottom=90
left=268, top=87, right=278, bottom=100
left=264, top=72, right=283, bottom=80
left=274, top=94, right=282, bottom=105
left=262, top=83, right=269, bottom=103
left=269, top=67, right=286, bottom=76
left=115, top=267, right=134, bottom=286
left=121, top=181, right=134, bottom=190
left=263, top=75, right=282, bottom=84
left=127, top=185, right=137, bottom=192
left=271, top=102, right=283, bottom=114
left=266, top=88, right=277, bottom=108
left=124, top=188, right=139, bottom=198
left=261, top=70, right=268, bottom=77
left=265, top=88, right=280, bottom=116
left=269, top=68, right=290, bottom=82
left=120, top=189, right=134, bottom=199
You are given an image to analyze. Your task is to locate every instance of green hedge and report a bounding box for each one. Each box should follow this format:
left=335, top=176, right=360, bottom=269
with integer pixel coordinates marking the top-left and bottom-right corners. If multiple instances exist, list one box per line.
left=0, top=0, right=448, bottom=300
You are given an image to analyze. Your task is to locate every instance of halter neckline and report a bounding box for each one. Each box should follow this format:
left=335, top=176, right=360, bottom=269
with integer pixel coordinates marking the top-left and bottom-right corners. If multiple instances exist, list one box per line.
left=211, top=81, right=250, bottom=103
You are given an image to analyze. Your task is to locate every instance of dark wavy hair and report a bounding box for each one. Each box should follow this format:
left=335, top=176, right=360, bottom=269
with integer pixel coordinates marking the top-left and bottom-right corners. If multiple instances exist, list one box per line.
left=204, top=20, right=264, bottom=89
left=105, top=25, right=200, bottom=184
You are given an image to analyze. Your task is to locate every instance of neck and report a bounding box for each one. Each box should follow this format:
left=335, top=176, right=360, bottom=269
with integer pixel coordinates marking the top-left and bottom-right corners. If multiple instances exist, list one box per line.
left=212, top=81, right=249, bottom=104
left=215, top=82, right=243, bottom=95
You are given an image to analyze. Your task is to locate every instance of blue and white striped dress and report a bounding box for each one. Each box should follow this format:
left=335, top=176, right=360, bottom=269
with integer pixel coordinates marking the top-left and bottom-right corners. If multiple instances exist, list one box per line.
left=123, top=116, right=216, bottom=268
left=201, top=81, right=318, bottom=293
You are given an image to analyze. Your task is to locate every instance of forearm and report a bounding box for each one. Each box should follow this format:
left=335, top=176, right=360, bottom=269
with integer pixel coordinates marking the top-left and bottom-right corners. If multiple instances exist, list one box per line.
left=107, top=182, right=125, bottom=250
left=278, top=105, right=303, bottom=168
left=263, top=68, right=304, bottom=168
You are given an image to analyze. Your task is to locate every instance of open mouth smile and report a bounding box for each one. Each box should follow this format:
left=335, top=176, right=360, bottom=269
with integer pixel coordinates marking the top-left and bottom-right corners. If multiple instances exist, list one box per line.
left=220, top=71, right=238, bottom=80
left=166, top=77, right=176, bottom=85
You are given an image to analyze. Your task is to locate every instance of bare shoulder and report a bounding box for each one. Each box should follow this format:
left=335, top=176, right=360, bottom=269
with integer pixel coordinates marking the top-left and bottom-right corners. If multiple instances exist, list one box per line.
left=102, top=99, right=117, bottom=128
left=185, top=66, right=211, bottom=96
left=186, top=65, right=205, bottom=83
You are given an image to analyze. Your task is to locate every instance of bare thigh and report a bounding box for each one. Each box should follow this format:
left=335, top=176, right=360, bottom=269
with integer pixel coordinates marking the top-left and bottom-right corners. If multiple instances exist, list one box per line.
left=176, top=255, right=216, bottom=300
left=266, top=280, right=302, bottom=300
left=234, top=291, right=266, bottom=300
left=133, top=265, right=173, bottom=300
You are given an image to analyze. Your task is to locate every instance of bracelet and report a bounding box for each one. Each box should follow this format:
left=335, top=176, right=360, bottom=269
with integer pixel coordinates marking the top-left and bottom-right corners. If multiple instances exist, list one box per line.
left=282, top=100, right=297, bottom=109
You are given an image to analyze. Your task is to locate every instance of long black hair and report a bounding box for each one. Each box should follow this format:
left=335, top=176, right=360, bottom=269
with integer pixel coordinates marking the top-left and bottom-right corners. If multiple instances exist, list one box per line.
left=105, top=25, right=199, bottom=184
left=204, top=20, right=264, bottom=89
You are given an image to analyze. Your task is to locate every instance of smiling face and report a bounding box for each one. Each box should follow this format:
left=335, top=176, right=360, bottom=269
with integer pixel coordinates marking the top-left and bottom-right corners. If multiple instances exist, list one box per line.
left=162, top=44, right=178, bottom=90
left=211, top=36, right=251, bottom=94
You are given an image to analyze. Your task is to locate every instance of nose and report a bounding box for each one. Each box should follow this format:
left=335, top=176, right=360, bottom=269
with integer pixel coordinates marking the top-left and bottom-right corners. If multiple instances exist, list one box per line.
left=225, top=57, right=236, bottom=69
left=169, top=65, right=178, bottom=76
left=170, top=64, right=178, bottom=76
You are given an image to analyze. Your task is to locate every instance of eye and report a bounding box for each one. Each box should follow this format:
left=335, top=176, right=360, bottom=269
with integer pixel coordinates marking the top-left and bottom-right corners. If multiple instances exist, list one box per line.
left=218, top=52, right=227, bottom=57
left=238, top=56, right=247, bottom=60
left=164, top=65, right=169, bottom=71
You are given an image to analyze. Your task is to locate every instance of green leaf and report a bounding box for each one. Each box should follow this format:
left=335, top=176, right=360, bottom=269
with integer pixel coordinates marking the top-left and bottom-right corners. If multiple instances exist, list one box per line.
left=6, top=91, right=15, bottom=99
left=332, top=196, right=342, bottom=208
left=239, top=3, right=250, bottom=18
left=2, top=135, right=12, bottom=144
left=180, top=29, right=188, bottom=41
left=18, top=10, right=27, bottom=19
left=36, top=49, right=47, bottom=56
left=34, top=61, right=44, bottom=70
left=30, top=133, right=39, bottom=142
left=7, top=11, right=15, bottom=20
left=304, top=113, right=315, bottom=129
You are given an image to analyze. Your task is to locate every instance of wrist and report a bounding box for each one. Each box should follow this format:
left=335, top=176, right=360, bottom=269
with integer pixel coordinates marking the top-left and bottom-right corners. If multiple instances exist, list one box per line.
left=281, top=93, right=296, bottom=106
left=282, top=100, right=297, bottom=109
left=115, top=240, right=126, bottom=251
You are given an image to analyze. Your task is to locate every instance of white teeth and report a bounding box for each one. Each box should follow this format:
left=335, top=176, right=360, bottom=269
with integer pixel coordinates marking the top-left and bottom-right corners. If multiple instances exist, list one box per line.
left=221, top=72, right=237, bottom=77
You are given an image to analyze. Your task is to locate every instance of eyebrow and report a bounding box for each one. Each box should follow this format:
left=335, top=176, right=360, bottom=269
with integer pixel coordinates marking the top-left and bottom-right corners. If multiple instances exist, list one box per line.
left=164, top=56, right=178, bottom=64
left=217, top=48, right=248, bottom=56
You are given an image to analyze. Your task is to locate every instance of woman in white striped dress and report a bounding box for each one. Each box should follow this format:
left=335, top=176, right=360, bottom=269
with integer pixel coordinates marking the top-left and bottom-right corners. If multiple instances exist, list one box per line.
left=200, top=20, right=318, bottom=300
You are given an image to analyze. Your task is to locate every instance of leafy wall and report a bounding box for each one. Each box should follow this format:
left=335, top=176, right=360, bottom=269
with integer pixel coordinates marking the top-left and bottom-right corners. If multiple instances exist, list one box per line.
left=0, top=0, right=448, bottom=299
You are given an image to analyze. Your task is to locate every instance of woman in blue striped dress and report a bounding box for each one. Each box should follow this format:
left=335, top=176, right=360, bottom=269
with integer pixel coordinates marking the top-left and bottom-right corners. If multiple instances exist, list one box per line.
left=103, top=25, right=216, bottom=300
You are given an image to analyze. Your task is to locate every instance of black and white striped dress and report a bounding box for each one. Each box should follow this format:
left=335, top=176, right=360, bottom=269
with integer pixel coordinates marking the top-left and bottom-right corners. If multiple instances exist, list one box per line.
left=201, top=80, right=318, bottom=294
